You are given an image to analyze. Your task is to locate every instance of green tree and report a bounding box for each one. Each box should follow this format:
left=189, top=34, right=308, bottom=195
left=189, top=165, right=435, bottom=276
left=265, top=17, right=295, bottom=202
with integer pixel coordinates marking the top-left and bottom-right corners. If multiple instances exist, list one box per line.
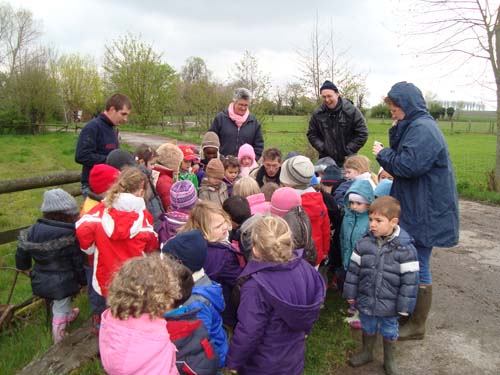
left=103, top=34, right=177, bottom=127
left=56, top=53, right=104, bottom=122
left=446, top=107, right=455, bottom=120
left=370, top=103, right=391, bottom=119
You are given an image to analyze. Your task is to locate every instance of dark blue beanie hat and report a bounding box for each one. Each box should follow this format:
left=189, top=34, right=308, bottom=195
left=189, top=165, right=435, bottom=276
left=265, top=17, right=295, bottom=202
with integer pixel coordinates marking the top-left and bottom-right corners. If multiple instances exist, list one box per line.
left=162, top=229, right=207, bottom=272
left=320, top=80, right=339, bottom=93
left=321, top=165, right=343, bottom=186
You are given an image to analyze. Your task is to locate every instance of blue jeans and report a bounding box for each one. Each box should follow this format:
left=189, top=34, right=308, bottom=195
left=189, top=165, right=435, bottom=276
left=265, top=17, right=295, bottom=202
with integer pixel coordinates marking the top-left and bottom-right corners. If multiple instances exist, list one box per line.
left=359, top=312, right=399, bottom=341
left=84, top=264, right=106, bottom=316
left=416, top=245, right=433, bottom=284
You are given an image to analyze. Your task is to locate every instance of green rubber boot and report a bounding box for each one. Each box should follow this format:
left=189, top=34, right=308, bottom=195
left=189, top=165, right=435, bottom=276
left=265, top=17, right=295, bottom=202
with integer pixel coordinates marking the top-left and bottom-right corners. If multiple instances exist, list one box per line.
left=399, top=285, right=432, bottom=340
left=348, top=334, right=376, bottom=367
left=383, top=339, right=398, bottom=375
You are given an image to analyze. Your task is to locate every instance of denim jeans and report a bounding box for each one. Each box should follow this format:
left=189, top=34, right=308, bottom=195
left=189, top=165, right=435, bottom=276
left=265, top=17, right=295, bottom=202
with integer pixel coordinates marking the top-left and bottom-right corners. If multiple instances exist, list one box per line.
left=84, top=264, right=107, bottom=316
left=359, top=312, right=399, bottom=341
left=416, top=245, right=433, bottom=284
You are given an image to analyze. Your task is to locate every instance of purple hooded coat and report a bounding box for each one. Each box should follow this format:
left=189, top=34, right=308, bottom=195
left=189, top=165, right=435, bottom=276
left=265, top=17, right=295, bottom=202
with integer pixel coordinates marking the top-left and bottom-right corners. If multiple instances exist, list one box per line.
left=204, top=241, right=245, bottom=327
left=226, top=251, right=326, bottom=374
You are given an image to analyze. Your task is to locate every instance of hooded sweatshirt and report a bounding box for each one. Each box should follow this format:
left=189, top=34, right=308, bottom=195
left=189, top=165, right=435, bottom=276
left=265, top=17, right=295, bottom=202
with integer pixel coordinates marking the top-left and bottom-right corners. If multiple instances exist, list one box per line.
left=340, top=179, right=374, bottom=270
left=227, top=251, right=325, bottom=375
left=99, top=309, right=178, bottom=375
left=76, top=193, right=158, bottom=297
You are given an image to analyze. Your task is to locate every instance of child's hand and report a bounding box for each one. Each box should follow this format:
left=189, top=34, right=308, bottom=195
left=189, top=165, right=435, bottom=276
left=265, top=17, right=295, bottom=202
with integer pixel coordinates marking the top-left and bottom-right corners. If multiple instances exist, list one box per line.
left=347, top=299, right=355, bottom=304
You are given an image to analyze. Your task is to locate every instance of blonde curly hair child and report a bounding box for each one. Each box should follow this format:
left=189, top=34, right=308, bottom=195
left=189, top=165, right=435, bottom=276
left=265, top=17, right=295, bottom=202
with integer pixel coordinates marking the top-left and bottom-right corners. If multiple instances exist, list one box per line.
left=99, top=254, right=184, bottom=374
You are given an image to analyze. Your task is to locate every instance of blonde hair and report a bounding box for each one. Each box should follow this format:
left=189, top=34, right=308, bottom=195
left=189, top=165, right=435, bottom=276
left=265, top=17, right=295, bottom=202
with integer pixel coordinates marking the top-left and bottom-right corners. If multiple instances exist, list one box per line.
left=104, top=167, right=149, bottom=208
left=107, top=253, right=184, bottom=320
left=233, top=176, right=260, bottom=198
left=344, top=155, right=378, bottom=185
left=251, top=216, right=293, bottom=263
left=179, top=200, right=231, bottom=242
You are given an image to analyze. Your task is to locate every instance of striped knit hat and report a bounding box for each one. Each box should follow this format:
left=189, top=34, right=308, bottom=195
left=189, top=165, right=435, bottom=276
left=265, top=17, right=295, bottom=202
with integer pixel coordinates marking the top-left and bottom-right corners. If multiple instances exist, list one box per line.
left=279, top=155, right=314, bottom=190
left=170, top=181, right=198, bottom=210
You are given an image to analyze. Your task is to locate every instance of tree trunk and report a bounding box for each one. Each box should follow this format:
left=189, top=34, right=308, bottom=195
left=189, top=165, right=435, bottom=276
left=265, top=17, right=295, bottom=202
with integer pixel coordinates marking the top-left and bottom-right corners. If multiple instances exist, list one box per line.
left=495, top=21, right=500, bottom=191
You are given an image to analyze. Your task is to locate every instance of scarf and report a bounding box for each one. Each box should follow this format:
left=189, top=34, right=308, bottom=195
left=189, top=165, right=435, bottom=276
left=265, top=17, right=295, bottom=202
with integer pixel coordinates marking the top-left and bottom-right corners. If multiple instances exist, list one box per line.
left=228, top=102, right=249, bottom=127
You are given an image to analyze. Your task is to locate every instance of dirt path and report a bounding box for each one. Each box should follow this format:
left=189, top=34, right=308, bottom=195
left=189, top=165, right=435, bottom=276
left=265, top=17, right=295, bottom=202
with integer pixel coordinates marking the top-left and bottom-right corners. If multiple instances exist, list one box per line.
left=120, top=131, right=500, bottom=375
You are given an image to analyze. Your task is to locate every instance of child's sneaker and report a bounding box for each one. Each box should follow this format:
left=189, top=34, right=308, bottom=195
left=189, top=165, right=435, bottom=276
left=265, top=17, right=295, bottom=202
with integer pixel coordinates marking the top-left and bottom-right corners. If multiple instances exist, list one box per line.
left=66, top=308, right=80, bottom=324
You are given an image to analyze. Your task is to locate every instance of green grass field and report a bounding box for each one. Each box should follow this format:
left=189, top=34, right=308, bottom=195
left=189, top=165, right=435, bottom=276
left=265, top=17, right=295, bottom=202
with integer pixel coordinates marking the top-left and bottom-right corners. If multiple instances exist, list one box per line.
left=0, top=114, right=498, bottom=374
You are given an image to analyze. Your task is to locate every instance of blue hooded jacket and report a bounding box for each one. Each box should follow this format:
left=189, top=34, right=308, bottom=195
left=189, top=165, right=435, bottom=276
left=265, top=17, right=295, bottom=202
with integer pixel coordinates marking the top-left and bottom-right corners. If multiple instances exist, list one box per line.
left=340, top=179, right=374, bottom=270
left=376, top=82, right=459, bottom=248
left=184, top=274, right=228, bottom=367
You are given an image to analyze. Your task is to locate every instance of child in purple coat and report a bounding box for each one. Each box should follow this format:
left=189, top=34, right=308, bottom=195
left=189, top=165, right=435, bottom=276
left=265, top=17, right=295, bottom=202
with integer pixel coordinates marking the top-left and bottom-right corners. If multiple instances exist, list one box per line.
left=179, top=200, right=245, bottom=328
left=227, top=216, right=326, bottom=375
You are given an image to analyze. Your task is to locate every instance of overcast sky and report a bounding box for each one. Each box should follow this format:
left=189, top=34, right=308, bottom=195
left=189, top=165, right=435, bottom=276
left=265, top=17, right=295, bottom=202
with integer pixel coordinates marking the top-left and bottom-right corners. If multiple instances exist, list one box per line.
left=11, top=0, right=497, bottom=108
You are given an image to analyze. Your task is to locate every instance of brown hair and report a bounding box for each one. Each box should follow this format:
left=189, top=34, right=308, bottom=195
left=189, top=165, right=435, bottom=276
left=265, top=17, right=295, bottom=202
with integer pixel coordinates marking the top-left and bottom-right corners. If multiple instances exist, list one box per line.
left=251, top=216, right=293, bottom=263
left=344, top=155, right=371, bottom=173
left=134, top=144, right=157, bottom=164
left=107, top=253, right=184, bottom=320
left=261, top=182, right=280, bottom=202
left=104, top=167, right=149, bottom=208
left=179, top=200, right=231, bottom=242
left=369, top=196, right=401, bottom=220
left=105, top=93, right=132, bottom=111
left=262, top=147, right=282, bottom=162
left=384, top=96, right=399, bottom=108
left=233, top=176, right=260, bottom=198
left=223, top=155, right=240, bottom=170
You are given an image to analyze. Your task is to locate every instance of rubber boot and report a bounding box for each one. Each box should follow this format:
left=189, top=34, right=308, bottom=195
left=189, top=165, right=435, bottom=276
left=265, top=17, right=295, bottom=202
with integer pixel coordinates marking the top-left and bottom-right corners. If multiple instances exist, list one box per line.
left=399, top=285, right=432, bottom=340
left=348, top=334, right=376, bottom=367
left=52, top=316, right=67, bottom=344
left=383, top=339, right=398, bottom=375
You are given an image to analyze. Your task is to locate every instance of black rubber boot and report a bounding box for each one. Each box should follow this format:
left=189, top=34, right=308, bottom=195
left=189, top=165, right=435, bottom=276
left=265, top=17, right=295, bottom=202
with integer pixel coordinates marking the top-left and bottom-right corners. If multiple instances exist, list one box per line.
left=383, top=339, right=398, bottom=375
left=399, top=285, right=432, bottom=340
left=348, top=334, right=376, bottom=367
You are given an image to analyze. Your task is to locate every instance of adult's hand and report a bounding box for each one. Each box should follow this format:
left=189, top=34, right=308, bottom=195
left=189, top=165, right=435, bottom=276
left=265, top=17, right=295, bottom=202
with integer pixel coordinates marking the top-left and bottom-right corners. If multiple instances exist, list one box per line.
left=372, top=143, right=384, bottom=156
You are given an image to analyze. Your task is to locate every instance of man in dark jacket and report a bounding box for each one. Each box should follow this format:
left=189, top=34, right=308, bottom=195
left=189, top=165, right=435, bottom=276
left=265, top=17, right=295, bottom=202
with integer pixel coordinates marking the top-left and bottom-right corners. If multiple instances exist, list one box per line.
left=307, top=81, right=368, bottom=167
left=75, top=93, right=132, bottom=197
left=209, top=88, right=264, bottom=160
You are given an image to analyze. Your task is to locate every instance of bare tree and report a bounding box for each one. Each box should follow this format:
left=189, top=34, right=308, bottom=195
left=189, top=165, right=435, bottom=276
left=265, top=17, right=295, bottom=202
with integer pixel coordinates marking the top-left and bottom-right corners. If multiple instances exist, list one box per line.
left=403, top=1, right=500, bottom=190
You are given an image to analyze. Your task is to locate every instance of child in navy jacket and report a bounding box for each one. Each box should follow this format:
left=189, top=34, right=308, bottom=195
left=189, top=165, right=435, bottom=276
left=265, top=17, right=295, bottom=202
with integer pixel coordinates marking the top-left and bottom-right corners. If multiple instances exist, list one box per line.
left=343, top=196, right=419, bottom=374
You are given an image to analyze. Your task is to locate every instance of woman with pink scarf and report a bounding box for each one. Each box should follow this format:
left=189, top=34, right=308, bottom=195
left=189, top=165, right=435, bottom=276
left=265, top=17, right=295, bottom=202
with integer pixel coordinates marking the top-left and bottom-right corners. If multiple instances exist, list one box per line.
left=209, top=88, right=264, bottom=161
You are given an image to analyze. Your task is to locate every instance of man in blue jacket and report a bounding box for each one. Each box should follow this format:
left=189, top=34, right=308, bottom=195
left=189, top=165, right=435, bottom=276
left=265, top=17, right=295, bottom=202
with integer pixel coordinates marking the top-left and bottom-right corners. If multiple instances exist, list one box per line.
left=75, top=93, right=132, bottom=197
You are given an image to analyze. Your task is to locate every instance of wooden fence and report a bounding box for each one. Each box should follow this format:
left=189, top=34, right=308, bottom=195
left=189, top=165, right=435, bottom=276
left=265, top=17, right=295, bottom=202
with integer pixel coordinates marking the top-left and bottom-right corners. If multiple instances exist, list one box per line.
left=0, top=171, right=81, bottom=245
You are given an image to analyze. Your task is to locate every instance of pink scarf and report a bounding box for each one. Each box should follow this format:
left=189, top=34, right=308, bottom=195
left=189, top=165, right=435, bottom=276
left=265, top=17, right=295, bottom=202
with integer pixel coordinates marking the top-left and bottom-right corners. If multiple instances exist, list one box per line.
left=228, top=103, right=249, bottom=128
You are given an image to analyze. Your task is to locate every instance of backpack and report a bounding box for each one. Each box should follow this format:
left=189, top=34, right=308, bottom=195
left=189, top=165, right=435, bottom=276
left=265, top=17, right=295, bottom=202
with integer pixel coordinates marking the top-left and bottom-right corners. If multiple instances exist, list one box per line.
left=157, top=210, right=190, bottom=247
left=165, top=306, right=219, bottom=375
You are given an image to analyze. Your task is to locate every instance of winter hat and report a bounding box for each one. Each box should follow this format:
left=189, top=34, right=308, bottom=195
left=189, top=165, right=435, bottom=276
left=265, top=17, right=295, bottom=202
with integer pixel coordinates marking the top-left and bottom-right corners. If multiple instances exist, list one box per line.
left=309, top=174, right=320, bottom=186
left=41, top=188, right=79, bottom=215
left=201, top=131, right=220, bottom=150
left=314, top=157, right=337, bottom=174
left=178, top=144, right=197, bottom=161
left=320, top=80, right=339, bottom=93
left=238, top=143, right=256, bottom=162
left=247, top=193, right=271, bottom=215
left=271, top=187, right=302, bottom=217
left=156, top=143, right=184, bottom=172
left=162, top=230, right=207, bottom=272
left=321, top=165, right=343, bottom=186
left=285, top=151, right=300, bottom=160
left=89, top=164, right=120, bottom=195
left=170, top=181, right=198, bottom=210
left=374, top=178, right=393, bottom=198
left=106, top=149, right=135, bottom=170
left=280, top=155, right=315, bottom=190
left=348, top=193, right=370, bottom=204
left=205, top=159, right=225, bottom=179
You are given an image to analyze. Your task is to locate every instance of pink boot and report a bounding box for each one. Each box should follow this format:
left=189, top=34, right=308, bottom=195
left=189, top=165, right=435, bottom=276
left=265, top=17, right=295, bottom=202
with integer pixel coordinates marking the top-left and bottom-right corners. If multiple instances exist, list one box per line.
left=52, top=317, right=67, bottom=344
left=66, top=308, right=80, bottom=324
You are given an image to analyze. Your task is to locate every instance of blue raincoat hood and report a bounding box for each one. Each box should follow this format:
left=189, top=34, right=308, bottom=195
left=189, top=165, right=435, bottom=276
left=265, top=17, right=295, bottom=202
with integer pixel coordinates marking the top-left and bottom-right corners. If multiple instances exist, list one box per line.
left=387, top=82, right=429, bottom=122
left=343, top=179, right=375, bottom=208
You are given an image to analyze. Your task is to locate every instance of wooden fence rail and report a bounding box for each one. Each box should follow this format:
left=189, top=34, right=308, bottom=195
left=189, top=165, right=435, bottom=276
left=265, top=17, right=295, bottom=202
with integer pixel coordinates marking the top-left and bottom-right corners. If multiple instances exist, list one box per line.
left=0, top=171, right=81, bottom=245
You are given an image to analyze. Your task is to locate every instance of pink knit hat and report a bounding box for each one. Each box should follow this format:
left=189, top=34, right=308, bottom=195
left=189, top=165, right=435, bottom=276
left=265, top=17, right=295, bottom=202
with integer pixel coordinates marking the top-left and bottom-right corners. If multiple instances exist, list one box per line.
left=246, top=193, right=271, bottom=215
left=238, top=143, right=256, bottom=163
left=271, top=187, right=302, bottom=216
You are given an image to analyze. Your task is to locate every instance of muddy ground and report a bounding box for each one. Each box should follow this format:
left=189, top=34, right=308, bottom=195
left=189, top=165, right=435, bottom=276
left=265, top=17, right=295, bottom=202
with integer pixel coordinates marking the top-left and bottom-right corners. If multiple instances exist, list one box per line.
left=120, top=132, right=500, bottom=375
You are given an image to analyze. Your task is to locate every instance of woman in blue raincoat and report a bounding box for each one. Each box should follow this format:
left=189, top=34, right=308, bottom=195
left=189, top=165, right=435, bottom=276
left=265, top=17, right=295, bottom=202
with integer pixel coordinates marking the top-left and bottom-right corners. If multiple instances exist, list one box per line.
left=373, top=81, right=459, bottom=340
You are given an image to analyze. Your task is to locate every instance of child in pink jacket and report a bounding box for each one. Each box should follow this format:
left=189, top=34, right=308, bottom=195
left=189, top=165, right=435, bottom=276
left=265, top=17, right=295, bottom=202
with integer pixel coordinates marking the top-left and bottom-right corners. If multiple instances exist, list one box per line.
left=238, top=143, right=258, bottom=177
left=99, top=253, right=185, bottom=375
